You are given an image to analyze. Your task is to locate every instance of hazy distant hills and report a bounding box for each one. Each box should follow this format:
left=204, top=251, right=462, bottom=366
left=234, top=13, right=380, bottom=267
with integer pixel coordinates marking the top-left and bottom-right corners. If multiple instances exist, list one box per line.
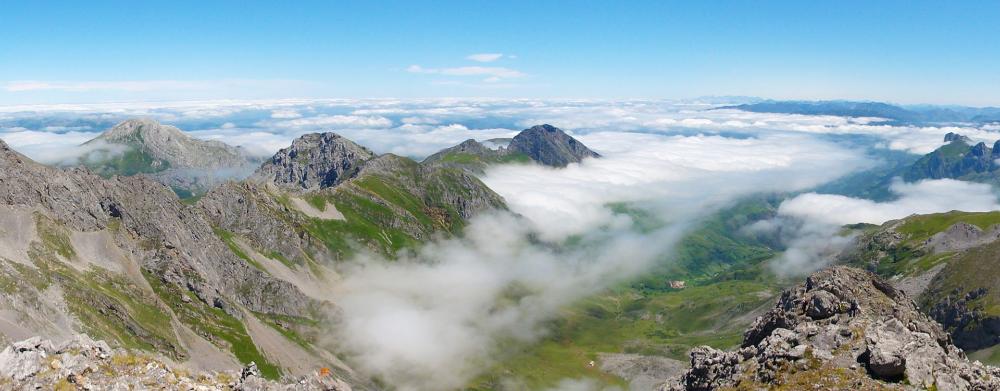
left=725, top=100, right=1000, bottom=125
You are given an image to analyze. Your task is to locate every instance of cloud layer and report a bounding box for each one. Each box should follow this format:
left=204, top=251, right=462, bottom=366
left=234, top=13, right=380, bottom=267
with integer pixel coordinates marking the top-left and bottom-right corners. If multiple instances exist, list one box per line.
left=3, top=98, right=1000, bottom=389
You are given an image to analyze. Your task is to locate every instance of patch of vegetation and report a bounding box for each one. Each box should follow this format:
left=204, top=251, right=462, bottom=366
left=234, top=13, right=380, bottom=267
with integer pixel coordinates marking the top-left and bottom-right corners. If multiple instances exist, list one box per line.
left=34, top=212, right=76, bottom=259
left=26, top=241, right=182, bottom=358
left=305, top=197, right=419, bottom=258
left=496, top=152, right=532, bottom=164
left=82, top=147, right=170, bottom=177
left=305, top=194, right=328, bottom=211
left=439, top=152, right=484, bottom=165
left=213, top=228, right=266, bottom=272
left=144, top=271, right=282, bottom=379
left=254, top=311, right=319, bottom=351
left=896, top=210, right=1000, bottom=244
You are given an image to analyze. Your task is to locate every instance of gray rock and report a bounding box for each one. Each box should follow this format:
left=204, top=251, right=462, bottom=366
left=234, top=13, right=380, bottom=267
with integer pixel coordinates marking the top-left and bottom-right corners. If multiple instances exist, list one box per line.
left=507, top=124, right=600, bottom=167
left=252, top=132, right=375, bottom=191
left=665, top=266, right=1000, bottom=390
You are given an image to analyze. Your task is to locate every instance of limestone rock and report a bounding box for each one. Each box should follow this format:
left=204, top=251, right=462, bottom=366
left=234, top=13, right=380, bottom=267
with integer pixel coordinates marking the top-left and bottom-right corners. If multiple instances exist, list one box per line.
left=665, top=266, right=1000, bottom=390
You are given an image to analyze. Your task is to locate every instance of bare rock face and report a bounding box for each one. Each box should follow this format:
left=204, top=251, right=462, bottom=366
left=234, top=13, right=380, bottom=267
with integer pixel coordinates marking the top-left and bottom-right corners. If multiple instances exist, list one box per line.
left=0, top=138, right=313, bottom=318
left=665, top=266, right=1000, bottom=391
left=507, top=124, right=600, bottom=167
left=252, top=133, right=375, bottom=191
left=0, top=335, right=352, bottom=390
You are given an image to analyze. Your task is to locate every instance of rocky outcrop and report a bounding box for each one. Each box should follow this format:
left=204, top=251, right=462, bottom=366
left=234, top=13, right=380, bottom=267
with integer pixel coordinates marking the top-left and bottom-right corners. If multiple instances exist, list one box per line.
left=665, top=266, right=1000, bottom=390
left=507, top=124, right=600, bottom=167
left=252, top=133, right=375, bottom=191
left=0, top=334, right=351, bottom=390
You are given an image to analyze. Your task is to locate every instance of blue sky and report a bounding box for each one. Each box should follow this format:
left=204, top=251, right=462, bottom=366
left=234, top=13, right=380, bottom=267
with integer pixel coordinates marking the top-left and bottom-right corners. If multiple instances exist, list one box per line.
left=1, top=1, right=998, bottom=105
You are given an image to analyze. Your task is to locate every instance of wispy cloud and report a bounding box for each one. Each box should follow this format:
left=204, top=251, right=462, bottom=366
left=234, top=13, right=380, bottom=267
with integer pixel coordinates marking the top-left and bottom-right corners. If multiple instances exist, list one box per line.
left=465, top=53, right=504, bottom=63
left=406, top=65, right=526, bottom=83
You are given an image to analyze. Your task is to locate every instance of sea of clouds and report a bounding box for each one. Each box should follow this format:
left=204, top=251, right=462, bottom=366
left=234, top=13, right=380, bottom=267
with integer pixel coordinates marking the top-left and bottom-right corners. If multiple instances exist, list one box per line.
left=2, top=98, right=1000, bottom=389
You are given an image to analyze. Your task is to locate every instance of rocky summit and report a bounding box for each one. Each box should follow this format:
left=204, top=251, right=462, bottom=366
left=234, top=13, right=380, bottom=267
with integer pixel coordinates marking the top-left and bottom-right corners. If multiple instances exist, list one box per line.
left=507, top=124, right=601, bottom=167
left=252, top=132, right=376, bottom=191
left=665, top=266, right=1000, bottom=391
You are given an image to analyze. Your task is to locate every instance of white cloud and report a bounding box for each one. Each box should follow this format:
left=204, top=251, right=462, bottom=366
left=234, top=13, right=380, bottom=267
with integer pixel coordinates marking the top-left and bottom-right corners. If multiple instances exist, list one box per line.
left=406, top=65, right=526, bottom=79
left=483, top=132, right=869, bottom=240
left=270, top=109, right=302, bottom=119
left=0, top=128, right=114, bottom=164
left=779, top=179, right=1000, bottom=226
left=466, top=53, right=504, bottom=63
left=764, top=178, right=1000, bottom=276
left=261, top=114, right=393, bottom=129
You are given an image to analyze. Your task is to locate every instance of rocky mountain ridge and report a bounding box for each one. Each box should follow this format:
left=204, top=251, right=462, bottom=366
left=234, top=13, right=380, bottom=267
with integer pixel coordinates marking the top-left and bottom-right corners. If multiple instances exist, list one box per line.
left=665, top=266, right=1000, bottom=390
left=0, top=136, right=370, bottom=386
left=903, top=132, right=1000, bottom=182
left=422, top=124, right=600, bottom=171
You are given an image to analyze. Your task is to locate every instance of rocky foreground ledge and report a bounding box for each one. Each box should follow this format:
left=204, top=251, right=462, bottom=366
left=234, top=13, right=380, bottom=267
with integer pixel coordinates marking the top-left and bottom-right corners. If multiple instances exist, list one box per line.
left=664, top=266, right=1000, bottom=391
left=0, top=335, right=351, bottom=390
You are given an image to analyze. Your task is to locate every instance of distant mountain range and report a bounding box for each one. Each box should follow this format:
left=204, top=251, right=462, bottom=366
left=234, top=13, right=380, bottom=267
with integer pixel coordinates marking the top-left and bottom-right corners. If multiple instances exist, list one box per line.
left=724, top=100, right=1000, bottom=125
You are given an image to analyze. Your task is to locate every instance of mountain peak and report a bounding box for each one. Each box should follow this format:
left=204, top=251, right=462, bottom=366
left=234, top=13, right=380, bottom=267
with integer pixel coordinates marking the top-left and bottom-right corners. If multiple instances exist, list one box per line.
left=508, top=124, right=600, bottom=167
left=943, top=132, right=973, bottom=144
left=98, top=118, right=188, bottom=144
left=252, top=132, right=375, bottom=190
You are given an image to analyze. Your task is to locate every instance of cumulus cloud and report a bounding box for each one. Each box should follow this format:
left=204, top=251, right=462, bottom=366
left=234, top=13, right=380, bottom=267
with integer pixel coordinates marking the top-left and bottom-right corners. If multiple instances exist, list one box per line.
left=466, top=53, right=504, bottom=62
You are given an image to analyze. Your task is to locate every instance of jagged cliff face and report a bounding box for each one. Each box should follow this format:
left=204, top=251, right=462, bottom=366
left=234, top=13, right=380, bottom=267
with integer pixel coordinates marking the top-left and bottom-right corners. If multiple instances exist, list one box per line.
left=252, top=133, right=375, bottom=191
left=0, top=138, right=362, bottom=384
left=78, top=119, right=259, bottom=195
left=666, top=266, right=1000, bottom=390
